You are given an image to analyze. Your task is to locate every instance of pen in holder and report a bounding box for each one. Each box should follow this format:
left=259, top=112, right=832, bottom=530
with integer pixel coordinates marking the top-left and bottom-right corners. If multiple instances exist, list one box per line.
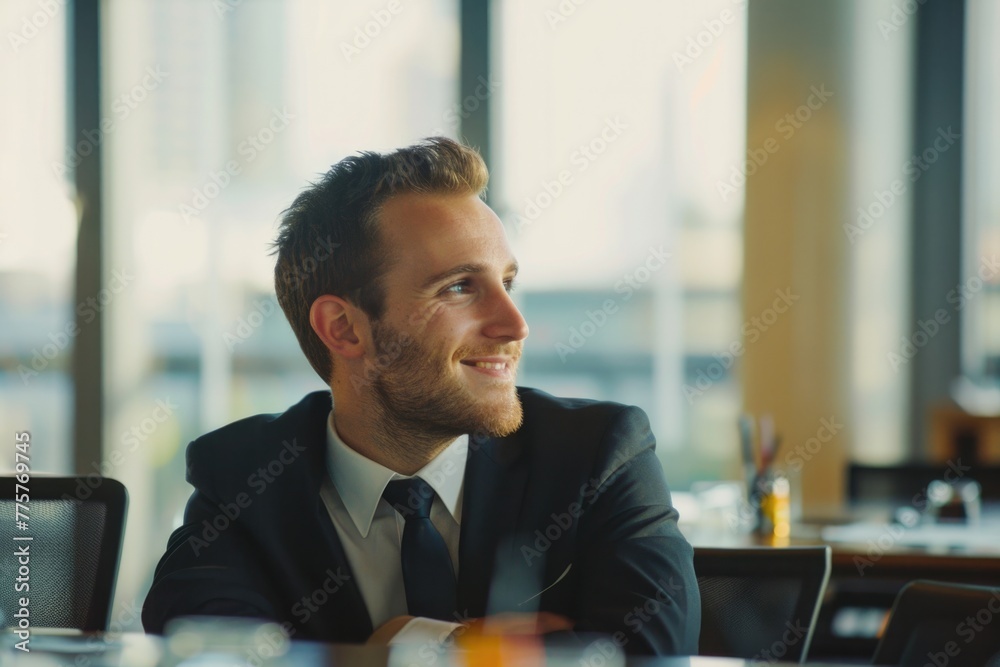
left=740, top=413, right=791, bottom=538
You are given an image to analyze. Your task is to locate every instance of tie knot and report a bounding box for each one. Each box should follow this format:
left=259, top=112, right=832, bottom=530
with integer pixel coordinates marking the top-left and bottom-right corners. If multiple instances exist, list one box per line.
left=383, top=477, right=435, bottom=519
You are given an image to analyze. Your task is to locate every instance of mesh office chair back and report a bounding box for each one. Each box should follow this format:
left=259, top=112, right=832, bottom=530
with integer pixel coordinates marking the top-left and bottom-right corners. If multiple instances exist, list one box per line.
left=873, top=580, right=1000, bottom=666
left=0, top=476, right=127, bottom=630
left=695, top=546, right=832, bottom=664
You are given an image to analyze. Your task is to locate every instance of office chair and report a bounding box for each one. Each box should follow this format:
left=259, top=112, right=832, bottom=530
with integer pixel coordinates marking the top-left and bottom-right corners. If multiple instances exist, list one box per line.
left=872, top=580, right=1000, bottom=666
left=694, top=546, right=832, bottom=663
left=0, top=476, right=127, bottom=630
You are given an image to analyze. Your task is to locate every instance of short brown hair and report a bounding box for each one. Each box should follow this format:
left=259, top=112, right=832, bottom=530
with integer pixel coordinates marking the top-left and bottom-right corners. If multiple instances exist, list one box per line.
left=273, top=137, right=489, bottom=383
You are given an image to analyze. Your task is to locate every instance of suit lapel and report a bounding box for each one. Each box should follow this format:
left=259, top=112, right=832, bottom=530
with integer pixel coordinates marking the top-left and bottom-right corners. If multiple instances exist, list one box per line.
left=291, top=392, right=374, bottom=641
left=456, top=431, right=530, bottom=618
left=312, top=489, right=374, bottom=640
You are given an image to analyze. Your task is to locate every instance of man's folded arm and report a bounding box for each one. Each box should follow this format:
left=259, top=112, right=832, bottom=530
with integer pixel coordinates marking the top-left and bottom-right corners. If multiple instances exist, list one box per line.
left=142, top=489, right=279, bottom=633
left=570, top=406, right=701, bottom=656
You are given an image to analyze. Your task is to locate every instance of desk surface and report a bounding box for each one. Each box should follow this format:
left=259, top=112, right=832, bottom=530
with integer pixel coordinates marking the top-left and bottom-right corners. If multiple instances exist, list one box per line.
left=7, top=632, right=866, bottom=667
left=683, top=517, right=1000, bottom=580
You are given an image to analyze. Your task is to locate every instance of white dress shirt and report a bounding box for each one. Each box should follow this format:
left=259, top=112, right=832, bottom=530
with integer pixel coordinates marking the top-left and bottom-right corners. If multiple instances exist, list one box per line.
left=320, top=410, right=467, bottom=644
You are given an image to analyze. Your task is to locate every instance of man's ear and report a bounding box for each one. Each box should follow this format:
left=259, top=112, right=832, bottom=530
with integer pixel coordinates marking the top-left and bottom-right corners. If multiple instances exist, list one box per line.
left=310, top=295, right=367, bottom=360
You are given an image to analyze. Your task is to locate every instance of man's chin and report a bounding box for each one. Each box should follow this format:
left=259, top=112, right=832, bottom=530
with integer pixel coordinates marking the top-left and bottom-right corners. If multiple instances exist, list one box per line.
left=471, top=393, right=523, bottom=437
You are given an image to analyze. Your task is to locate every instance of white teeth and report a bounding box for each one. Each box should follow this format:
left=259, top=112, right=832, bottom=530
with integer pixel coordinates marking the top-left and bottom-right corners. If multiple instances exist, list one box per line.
left=473, top=362, right=505, bottom=370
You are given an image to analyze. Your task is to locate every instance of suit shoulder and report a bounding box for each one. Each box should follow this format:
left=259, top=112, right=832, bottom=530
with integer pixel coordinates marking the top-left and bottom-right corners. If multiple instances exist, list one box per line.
left=186, top=390, right=330, bottom=487
left=516, top=386, right=655, bottom=463
left=518, top=386, right=646, bottom=425
left=188, top=408, right=283, bottom=462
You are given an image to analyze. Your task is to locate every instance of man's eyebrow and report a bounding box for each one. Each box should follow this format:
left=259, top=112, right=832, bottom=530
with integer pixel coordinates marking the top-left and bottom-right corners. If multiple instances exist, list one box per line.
left=420, top=262, right=519, bottom=290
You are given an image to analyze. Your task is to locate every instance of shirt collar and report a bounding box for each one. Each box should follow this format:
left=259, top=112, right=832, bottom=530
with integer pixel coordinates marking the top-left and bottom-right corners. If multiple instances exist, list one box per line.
left=326, top=410, right=468, bottom=538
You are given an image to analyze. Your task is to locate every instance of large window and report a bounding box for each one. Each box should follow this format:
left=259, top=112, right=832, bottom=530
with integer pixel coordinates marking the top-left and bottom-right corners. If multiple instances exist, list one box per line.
left=0, top=0, right=75, bottom=474
left=103, top=0, right=460, bottom=623
left=964, top=0, right=1000, bottom=383
left=495, top=0, right=747, bottom=486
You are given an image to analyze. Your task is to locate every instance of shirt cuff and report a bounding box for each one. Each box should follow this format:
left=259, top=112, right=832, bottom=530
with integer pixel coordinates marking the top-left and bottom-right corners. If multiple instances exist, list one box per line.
left=388, top=617, right=463, bottom=646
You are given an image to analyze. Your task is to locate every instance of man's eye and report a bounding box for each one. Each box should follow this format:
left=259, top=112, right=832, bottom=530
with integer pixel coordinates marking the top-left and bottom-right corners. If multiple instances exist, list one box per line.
left=443, top=281, right=471, bottom=295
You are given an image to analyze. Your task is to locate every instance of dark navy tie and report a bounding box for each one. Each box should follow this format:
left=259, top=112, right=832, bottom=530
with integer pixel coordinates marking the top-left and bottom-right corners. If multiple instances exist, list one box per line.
left=382, top=477, right=457, bottom=620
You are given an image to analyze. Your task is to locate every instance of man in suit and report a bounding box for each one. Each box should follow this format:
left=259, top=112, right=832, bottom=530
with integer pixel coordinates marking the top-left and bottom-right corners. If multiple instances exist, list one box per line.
left=142, top=138, right=700, bottom=655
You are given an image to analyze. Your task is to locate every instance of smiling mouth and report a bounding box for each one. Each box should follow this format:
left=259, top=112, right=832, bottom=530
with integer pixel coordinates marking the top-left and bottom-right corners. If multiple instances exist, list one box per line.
left=464, top=361, right=506, bottom=370
left=459, top=359, right=515, bottom=377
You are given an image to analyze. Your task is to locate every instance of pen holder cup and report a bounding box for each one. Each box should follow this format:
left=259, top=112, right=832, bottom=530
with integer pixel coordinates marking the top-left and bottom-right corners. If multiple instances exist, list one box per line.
left=753, top=471, right=791, bottom=538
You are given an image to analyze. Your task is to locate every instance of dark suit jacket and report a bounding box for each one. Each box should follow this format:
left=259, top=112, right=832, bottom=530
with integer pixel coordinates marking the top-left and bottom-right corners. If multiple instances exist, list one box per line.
left=142, top=387, right=700, bottom=654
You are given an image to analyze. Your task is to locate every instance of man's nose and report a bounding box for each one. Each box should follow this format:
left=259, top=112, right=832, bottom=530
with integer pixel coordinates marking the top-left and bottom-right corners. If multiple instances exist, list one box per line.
left=483, top=288, right=529, bottom=342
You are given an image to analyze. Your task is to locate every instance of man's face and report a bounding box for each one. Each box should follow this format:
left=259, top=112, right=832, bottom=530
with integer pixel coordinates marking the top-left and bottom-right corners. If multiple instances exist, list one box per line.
left=364, top=192, right=529, bottom=439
